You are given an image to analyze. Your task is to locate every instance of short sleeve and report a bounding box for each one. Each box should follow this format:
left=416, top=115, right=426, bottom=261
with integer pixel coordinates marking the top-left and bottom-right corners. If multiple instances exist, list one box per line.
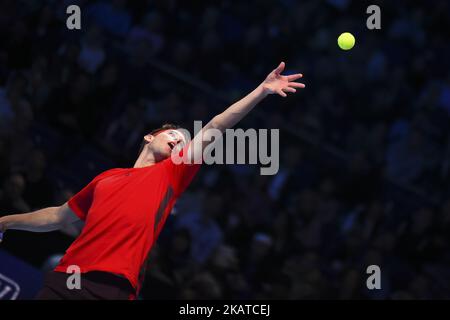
left=68, top=170, right=116, bottom=221
left=163, top=145, right=201, bottom=196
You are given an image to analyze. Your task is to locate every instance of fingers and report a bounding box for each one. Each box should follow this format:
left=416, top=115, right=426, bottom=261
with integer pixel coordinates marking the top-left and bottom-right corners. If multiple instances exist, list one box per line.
left=282, top=87, right=297, bottom=93
left=274, top=61, right=285, bottom=75
left=278, top=83, right=305, bottom=97
left=276, top=89, right=287, bottom=97
left=287, top=73, right=303, bottom=81
left=288, top=82, right=306, bottom=89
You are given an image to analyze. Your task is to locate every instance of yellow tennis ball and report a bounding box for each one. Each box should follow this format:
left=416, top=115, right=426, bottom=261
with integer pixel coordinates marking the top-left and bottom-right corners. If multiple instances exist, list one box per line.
left=337, top=32, right=355, bottom=50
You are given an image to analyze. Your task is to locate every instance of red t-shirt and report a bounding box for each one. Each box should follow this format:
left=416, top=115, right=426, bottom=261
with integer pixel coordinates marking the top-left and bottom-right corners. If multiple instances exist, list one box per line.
left=54, top=154, right=200, bottom=295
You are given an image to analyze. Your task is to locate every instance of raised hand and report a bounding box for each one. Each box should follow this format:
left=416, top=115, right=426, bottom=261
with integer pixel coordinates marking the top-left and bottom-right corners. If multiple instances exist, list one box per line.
left=261, top=62, right=305, bottom=97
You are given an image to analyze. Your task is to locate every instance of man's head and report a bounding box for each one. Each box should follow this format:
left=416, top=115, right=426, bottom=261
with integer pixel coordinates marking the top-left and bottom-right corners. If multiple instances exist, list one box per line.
left=138, top=123, right=189, bottom=163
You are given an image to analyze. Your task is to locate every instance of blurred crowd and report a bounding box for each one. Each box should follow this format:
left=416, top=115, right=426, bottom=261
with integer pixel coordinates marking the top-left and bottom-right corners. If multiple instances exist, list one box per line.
left=0, top=0, right=450, bottom=299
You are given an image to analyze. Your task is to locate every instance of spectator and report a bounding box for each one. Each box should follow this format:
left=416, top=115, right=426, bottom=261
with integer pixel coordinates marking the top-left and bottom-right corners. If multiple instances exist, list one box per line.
left=175, top=193, right=224, bottom=266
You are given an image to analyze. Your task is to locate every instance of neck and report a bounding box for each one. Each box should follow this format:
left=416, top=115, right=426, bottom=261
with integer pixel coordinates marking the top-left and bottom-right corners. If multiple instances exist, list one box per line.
left=134, top=148, right=157, bottom=168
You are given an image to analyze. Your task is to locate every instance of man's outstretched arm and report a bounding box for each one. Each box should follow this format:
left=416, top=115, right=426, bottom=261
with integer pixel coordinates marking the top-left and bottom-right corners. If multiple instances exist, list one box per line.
left=188, top=62, right=305, bottom=159
left=0, top=203, right=80, bottom=242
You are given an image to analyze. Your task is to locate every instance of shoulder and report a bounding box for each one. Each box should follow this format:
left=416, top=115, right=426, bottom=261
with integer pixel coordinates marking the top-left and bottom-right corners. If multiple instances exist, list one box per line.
left=94, top=168, right=127, bottom=180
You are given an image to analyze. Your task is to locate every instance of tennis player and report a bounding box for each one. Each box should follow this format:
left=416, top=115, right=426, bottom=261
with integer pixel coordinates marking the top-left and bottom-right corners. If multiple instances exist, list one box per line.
left=0, top=62, right=304, bottom=300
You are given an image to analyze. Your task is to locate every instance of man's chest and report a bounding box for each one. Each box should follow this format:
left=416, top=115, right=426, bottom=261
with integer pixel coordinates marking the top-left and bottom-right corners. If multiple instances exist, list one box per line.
left=90, top=170, right=174, bottom=218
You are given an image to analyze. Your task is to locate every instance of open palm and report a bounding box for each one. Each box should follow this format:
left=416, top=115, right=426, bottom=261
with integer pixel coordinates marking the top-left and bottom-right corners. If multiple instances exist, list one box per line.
left=262, top=62, right=305, bottom=97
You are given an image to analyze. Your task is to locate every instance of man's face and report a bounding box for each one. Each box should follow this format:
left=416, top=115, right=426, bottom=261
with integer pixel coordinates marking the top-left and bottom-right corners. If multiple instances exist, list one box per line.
left=144, top=129, right=187, bottom=161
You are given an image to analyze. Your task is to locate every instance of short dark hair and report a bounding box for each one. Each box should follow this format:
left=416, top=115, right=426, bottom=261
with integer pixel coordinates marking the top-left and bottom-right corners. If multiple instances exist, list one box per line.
left=137, top=123, right=180, bottom=156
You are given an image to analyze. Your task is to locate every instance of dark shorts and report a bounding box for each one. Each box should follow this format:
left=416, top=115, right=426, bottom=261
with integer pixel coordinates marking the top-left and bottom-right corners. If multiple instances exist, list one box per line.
left=35, top=271, right=136, bottom=300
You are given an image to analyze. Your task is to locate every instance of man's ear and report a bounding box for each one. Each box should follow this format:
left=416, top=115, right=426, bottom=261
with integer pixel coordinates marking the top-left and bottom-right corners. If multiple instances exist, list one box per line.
left=144, top=134, right=154, bottom=143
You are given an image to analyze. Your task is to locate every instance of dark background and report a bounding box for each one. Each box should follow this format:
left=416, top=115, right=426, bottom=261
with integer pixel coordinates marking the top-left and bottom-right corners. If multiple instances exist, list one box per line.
left=0, top=0, right=450, bottom=299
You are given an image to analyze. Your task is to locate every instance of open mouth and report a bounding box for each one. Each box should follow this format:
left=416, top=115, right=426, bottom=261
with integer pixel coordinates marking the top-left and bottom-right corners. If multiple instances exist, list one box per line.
left=168, top=142, right=176, bottom=150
